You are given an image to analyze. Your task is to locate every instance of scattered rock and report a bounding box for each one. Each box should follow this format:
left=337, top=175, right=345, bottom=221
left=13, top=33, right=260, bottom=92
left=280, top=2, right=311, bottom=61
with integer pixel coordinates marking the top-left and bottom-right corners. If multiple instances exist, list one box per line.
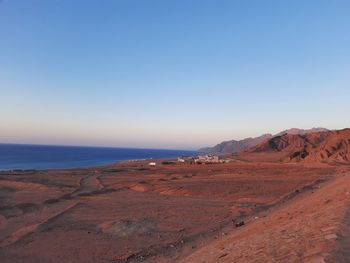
left=219, top=253, right=228, bottom=258
left=321, top=226, right=336, bottom=232
left=296, top=250, right=304, bottom=257
left=235, top=221, right=245, bottom=228
left=325, top=234, right=337, bottom=240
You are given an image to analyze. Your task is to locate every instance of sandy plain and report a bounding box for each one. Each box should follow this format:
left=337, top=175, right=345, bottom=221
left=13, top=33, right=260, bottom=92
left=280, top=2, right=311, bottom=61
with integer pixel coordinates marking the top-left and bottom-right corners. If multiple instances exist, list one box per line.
left=0, top=159, right=349, bottom=262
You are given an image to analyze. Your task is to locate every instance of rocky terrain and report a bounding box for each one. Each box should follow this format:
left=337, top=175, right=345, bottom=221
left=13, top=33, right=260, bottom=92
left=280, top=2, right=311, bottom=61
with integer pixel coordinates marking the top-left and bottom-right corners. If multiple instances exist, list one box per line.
left=180, top=170, right=350, bottom=263
left=0, top=160, right=349, bottom=262
left=199, top=134, right=272, bottom=154
left=245, top=128, right=350, bottom=163
left=200, top=127, right=328, bottom=154
left=1, top=128, right=350, bottom=262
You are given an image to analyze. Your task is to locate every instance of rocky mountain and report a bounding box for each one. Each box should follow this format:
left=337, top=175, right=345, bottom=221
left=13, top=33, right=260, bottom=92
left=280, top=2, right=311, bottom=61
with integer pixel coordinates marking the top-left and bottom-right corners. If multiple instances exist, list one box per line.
left=200, top=128, right=328, bottom=154
left=247, top=128, right=350, bottom=163
left=199, top=134, right=272, bottom=154
left=275, top=127, right=329, bottom=136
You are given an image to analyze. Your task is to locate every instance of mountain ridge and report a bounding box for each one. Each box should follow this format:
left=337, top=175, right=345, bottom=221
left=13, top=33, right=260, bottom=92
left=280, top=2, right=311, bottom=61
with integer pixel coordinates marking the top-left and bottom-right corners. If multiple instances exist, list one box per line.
left=244, top=128, right=350, bottom=163
left=199, top=127, right=329, bottom=154
left=199, top=134, right=272, bottom=154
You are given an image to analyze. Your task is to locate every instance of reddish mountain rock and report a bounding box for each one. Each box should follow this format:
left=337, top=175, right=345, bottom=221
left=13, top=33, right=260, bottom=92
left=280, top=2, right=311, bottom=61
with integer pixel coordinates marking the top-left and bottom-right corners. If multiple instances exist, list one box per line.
left=200, top=128, right=328, bottom=154
left=246, top=128, right=350, bottom=163
left=199, top=134, right=272, bottom=154
left=274, top=127, right=329, bottom=136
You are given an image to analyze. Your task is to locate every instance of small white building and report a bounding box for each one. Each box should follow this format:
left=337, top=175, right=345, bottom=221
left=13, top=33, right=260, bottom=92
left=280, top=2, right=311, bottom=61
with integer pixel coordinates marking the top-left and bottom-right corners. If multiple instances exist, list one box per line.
left=177, top=158, right=185, bottom=163
left=148, top=162, right=156, bottom=166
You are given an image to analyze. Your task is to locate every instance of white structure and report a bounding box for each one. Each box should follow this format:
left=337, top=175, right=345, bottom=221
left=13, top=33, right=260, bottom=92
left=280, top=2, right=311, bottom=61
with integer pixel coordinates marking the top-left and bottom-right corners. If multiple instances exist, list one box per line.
left=194, top=155, right=220, bottom=164
left=148, top=162, right=156, bottom=166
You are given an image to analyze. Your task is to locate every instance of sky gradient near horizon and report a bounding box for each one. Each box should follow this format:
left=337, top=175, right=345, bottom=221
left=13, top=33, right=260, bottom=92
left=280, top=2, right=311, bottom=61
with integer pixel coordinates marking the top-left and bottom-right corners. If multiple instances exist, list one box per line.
left=1, top=0, right=350, bottom=150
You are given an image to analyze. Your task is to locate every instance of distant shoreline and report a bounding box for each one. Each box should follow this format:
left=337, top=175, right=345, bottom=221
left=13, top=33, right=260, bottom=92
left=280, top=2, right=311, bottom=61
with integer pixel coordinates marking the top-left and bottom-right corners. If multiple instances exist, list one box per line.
left=0, top=144, right=197, bottom=171
left=0, top=142, right=195, bottom=152
left=0, top=158, right=156, bottom=172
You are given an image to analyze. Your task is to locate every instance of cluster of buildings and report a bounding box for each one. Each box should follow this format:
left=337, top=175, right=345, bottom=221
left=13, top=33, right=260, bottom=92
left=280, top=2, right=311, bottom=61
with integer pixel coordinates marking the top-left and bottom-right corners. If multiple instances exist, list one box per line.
left=178, top=155, right=228, bottom=164
left=148, top=155, right=229, bottom=166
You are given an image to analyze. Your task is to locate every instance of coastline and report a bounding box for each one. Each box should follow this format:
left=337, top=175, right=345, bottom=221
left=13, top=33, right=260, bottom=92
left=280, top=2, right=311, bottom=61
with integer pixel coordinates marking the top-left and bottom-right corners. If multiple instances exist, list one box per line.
left=0, top=143, right=197, bottom=171
left=0, top=157, right=169, bottom=172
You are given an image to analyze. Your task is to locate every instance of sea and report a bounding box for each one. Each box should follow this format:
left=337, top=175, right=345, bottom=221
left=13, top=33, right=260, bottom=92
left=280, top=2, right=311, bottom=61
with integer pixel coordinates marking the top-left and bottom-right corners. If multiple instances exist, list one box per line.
left=0, top=144, right=197, bottom=171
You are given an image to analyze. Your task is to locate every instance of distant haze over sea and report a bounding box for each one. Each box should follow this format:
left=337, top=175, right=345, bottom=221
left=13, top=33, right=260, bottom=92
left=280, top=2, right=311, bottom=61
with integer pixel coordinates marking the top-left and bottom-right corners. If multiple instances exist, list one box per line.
left=0, top=144, right=197, bottom=171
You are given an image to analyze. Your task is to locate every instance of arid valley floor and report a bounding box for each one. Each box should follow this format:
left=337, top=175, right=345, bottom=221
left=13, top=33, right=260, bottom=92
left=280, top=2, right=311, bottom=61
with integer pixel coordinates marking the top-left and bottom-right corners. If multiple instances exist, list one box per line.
left=1, top=158, right=350, bottom=263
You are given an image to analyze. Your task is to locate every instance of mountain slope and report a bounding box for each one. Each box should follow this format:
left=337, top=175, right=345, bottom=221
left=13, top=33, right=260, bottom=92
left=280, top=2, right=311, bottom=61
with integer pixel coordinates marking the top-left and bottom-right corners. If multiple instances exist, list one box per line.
left=275, top=127, right=329, bottom=136
left=200, top=128, right=328, bottom=154
left=246, top=128, right=350, bottom=163
left=179, top=172, right=350, bottom=263
left=199, top=134, right=272, bottom=154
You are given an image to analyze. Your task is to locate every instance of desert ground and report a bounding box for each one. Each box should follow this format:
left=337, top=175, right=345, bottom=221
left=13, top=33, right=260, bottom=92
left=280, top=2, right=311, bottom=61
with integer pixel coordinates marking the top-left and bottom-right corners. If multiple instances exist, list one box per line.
left=1, top=157, right=350, bottom=263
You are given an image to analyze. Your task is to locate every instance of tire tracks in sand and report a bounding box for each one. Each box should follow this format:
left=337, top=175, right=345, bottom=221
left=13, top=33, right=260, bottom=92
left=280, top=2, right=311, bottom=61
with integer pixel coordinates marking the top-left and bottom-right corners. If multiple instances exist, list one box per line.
left=0, top=201, right=81, bottom=248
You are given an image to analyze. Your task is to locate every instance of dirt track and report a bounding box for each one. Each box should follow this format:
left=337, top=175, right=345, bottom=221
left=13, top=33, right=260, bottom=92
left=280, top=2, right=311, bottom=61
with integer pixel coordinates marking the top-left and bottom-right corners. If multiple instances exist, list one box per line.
left=0, top=160, right=349, bottom=262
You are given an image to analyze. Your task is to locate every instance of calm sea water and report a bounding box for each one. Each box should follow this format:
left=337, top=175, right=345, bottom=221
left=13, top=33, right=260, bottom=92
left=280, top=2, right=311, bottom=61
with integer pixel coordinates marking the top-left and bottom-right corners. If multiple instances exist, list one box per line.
left=0, top=144, right=197, bottom=171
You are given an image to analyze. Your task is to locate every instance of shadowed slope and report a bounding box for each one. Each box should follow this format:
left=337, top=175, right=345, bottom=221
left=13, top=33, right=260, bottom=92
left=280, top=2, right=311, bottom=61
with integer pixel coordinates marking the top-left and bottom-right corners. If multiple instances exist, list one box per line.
left=199, top=128, right=328, bottom=154
left=244, top=129, right=350, bottom=163
left=199, top=134, right=273, bottom=154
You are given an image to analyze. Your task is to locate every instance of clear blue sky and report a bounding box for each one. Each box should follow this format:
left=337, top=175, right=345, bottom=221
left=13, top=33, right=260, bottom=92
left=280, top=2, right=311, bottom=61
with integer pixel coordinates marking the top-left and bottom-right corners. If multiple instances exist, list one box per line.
left=1, top=0, right=349, bottom=150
